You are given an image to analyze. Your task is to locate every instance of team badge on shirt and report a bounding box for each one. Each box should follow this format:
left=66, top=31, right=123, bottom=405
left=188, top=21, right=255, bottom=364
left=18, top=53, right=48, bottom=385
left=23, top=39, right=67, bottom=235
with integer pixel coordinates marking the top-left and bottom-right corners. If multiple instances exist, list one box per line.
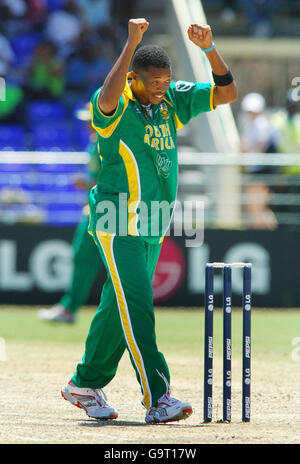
left=159, top=102, right=169, bottom=120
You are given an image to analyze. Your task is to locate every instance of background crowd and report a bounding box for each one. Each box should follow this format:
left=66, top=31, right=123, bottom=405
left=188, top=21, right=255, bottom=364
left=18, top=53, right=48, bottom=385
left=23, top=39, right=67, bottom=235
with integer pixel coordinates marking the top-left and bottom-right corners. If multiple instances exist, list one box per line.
left=205, top=0, right=300, bottom=37
left=0, top=0, right=138, bottom=150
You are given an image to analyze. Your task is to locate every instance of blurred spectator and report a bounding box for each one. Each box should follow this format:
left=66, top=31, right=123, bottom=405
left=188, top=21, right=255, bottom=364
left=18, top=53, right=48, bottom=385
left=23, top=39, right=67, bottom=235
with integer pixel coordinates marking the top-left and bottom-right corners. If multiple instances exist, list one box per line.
left=37, top=102, right=104, bottom=323
left=1, top=0, right=27, bottom=15
left=220, top=0, right=238, bottom=23
left=0, top=33, right=16, bottom=76
left=287, top=0, right=300, bottom=16
left=239, top=0, right=278, bottom=37
left=243, top=183, right=278, bottom=230
left=72, top=0, right=137, bottom=58
left=270, top=89, right=300, bottom=218
left=26, top=0, right=48, bottom=33
left=271, top=89, right=300, bottom=165
left=203, top=0, right=300, bottom=37
left=74, top=0, right=111, bottom=29
left=66, top=31, right=111, bottom=101
left=110, top=0, right=138, bottom=52
left=240, top=92, right=277, bottom=161
left=26, top=39, right=65, bottom=100
left=239, top=92, right=278, bottom=229
left=111, top=0, right=138, bottom=30
left=44, top=0, right=83, bottom=58
left=0, top=77, right=25, bottom=125
left=0, top=187, right=44, bottom=224
left=0, top=0, right=28, bottom=37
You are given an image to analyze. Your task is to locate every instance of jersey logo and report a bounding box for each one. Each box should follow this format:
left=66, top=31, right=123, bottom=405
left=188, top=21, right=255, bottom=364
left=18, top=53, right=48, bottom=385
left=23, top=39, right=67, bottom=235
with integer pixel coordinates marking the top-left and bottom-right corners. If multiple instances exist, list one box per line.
left=155, top=152, right=172, bottom=179
left=159, top=102, right=169, bottom=120
left=175, top=81, right=195, bottom=92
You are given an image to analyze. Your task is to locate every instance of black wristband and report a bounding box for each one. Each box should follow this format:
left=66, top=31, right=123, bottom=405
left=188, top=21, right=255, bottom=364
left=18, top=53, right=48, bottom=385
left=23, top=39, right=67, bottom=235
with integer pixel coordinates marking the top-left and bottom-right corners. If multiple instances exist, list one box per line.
left=212, top=70, right=234, bottom=86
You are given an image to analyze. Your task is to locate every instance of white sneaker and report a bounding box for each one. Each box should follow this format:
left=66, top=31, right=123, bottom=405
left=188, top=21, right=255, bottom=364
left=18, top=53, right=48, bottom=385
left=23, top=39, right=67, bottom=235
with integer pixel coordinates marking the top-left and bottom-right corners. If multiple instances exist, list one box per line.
left=61, top=381, right=118, bottom=420
left=145, top=391, right=193, bottom=424
left=37, top=305, right=75, bottom=323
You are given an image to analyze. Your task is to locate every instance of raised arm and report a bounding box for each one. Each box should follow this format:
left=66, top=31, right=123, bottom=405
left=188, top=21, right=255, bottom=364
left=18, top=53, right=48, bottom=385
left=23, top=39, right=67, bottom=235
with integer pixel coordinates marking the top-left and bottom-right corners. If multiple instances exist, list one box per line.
left=188, top=24, right=238, bottom=106
left=99, top=18, right=149, bottom=115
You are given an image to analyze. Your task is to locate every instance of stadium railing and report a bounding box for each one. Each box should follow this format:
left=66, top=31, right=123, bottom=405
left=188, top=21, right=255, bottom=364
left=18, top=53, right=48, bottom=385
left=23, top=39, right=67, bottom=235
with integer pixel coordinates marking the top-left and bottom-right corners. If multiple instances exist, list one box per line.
left=0, top=151, right=89, bottom=226
left=1, top=151, right=300, bottom=229
left=177, top=151, right=300, bottom=229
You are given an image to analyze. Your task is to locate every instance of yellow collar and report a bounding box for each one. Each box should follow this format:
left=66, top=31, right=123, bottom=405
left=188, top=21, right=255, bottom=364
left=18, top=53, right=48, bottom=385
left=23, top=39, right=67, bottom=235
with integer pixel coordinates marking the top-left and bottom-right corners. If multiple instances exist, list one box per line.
left=123, top=73, right=136, bottom=101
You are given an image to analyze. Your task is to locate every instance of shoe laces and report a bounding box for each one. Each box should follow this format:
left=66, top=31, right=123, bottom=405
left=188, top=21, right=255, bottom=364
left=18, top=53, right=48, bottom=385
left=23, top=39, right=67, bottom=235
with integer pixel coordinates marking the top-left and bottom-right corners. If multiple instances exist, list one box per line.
left=156, top=369, right=171, bottom=393
left=157, top=391, right=178, bottom=407
left=94, top=388, right=109, bottom=407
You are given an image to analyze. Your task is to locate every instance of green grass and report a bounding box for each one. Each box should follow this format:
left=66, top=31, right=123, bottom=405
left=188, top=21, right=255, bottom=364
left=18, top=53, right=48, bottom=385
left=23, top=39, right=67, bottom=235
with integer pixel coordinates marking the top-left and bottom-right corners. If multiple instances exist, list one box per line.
left=1, top=306, right=299, bottom=363
left=0, top=306, right=94, bottom=343
left=156, top=308, right=300, bottom=363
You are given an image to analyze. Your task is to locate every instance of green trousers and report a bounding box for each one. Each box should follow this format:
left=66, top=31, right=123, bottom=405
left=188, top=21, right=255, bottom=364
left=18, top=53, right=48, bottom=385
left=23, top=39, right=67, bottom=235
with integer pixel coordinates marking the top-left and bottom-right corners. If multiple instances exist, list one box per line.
left=60, top=211, right=103, bottom=313
left=72, top=232, right=170, bottom=409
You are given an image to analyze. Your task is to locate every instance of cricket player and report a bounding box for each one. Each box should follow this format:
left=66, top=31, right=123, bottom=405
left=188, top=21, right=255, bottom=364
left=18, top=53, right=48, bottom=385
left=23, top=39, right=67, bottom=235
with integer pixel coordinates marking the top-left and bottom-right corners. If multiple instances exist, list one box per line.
left=61, top=19, right=237, bottom=423
left=38, top=105, right=104, bottom=323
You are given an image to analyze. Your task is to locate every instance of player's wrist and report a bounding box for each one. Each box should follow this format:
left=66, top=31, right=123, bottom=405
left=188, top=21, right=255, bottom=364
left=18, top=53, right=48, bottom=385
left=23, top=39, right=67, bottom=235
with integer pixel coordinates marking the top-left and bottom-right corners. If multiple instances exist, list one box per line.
left=201, top=42, right=215, bottom=53
left=126, top=38, right=140, bottom=50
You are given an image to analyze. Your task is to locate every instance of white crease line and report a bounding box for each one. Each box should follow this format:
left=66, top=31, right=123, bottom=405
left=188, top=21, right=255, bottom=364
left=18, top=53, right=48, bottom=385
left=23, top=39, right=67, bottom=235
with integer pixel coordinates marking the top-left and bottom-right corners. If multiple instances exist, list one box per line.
left=13, top=435, right=46, bottom=442
left=11, top=433, right=133, bottom=443
left=79, top=432, right=133, bottom=441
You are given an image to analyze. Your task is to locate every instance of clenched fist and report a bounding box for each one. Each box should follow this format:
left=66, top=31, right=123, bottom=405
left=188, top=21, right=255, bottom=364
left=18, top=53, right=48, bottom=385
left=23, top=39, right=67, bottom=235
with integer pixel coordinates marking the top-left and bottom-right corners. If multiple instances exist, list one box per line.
left=188, top=24, right=213, bottom=50
left=128, top=18, right=149, bottom=47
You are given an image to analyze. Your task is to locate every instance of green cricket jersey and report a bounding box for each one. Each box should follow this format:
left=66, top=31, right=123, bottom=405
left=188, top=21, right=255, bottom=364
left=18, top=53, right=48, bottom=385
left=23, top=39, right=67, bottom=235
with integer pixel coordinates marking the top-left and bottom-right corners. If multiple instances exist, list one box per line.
left=86, top=137, right=101, bottom=186
left=89, top=75, right=215, bottom=244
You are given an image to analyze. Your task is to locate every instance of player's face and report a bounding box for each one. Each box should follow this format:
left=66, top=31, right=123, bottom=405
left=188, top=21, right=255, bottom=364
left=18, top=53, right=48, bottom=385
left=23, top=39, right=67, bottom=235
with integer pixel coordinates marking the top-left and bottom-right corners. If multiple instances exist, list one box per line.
left=132, top=66, right=171, bottom=105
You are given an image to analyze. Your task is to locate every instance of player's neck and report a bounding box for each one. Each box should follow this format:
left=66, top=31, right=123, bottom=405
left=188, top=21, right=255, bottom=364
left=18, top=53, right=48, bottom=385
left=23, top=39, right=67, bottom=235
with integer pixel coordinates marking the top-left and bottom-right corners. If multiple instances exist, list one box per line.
left=130, top=82, right=151, bottom=105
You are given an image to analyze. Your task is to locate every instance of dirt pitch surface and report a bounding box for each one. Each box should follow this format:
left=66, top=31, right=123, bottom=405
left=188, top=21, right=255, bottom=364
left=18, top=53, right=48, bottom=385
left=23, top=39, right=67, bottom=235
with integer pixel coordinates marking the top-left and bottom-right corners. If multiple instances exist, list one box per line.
left=0, top=307, right=300, bottom=445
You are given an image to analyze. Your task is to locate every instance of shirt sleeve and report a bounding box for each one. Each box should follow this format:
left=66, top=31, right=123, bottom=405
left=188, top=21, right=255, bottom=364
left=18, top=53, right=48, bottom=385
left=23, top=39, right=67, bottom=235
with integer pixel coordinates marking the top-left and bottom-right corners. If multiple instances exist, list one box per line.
left=166, top=81, right=215, bottom=128
left=90, top=87, right=127, bottom=136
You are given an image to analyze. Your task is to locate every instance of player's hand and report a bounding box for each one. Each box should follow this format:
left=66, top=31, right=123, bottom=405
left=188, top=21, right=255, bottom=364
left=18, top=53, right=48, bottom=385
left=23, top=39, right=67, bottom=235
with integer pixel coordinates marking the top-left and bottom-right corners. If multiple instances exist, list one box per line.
left=128, top=18, right=149, bottom=47
left=188, top=24, right=213, bottom=50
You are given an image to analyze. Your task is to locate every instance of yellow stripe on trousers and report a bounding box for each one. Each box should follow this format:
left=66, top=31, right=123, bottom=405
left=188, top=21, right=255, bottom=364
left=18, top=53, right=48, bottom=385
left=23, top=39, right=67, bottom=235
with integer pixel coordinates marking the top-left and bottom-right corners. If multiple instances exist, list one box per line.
left=96, top=231, right=152, bottom=409
left=118, top=140, right=141, bottom=236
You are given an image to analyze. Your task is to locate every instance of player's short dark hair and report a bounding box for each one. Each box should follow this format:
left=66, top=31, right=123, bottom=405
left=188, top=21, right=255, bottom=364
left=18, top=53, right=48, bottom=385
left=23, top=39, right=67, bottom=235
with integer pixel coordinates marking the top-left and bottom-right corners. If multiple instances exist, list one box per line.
left=132, top=45, right=171, bottom=73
